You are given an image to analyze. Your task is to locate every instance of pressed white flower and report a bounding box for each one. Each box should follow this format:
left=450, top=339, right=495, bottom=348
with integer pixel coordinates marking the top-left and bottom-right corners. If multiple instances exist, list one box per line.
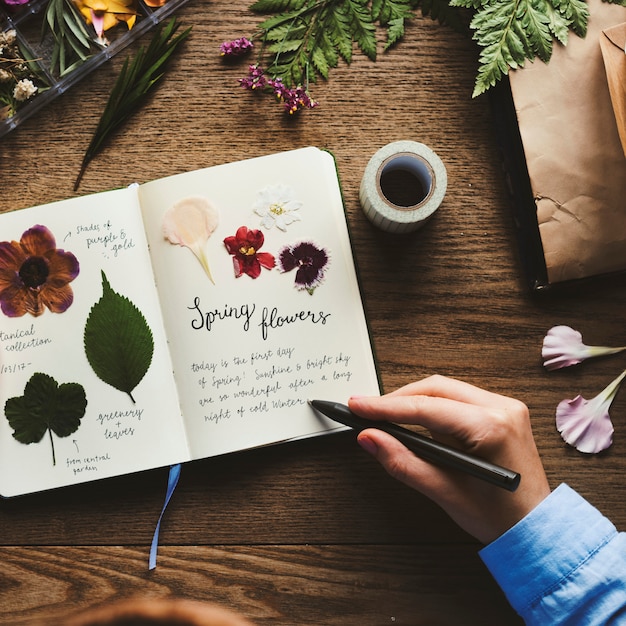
left=542, top=325, right=626, bottom=371
left=163, top=197, right=219, bottom=283
left=556, top=369, right=626, bottom=453
left=253, top=184, right=302, bottom=231
left=0, top=69, right=11, bottom=83
left=12, top=79, right=37, bottom=102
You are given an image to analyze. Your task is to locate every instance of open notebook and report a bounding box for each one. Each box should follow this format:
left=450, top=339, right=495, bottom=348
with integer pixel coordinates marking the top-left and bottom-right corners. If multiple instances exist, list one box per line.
left=0, top=147, right=380, bottom=497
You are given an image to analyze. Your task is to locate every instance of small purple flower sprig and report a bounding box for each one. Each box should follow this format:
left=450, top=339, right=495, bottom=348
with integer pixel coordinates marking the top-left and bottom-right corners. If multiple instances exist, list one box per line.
left=220, top=38, right=318, bottom=115
left=542, top=325, right=626, bottom=454
left=219, top=37, right=254, bottom=57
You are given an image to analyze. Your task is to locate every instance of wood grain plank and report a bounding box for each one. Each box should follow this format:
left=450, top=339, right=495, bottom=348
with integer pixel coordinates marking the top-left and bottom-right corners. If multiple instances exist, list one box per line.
left=0, top=545, right=521, bottom=625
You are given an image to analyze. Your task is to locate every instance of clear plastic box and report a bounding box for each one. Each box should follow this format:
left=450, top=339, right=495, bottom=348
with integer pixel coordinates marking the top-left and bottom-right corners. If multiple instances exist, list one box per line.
left=0, top=0, right=188, bottom=138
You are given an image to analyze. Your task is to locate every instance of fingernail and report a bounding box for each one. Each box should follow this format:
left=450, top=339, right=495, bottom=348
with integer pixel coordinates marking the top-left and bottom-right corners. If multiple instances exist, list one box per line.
left=357, top=434, right=378, bottom=457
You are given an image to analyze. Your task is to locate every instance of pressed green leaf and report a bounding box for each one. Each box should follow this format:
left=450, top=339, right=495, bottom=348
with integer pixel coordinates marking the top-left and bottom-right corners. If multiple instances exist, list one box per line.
left=4, top=373, right=87, bottom=466
left=84, top=271, right=154, bottom=403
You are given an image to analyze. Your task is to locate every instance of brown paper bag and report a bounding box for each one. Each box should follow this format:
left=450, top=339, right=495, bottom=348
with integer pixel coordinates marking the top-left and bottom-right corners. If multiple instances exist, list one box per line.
left=600, top=23, right=626, bottom=158
left=508, top=0, right=626, bottom=286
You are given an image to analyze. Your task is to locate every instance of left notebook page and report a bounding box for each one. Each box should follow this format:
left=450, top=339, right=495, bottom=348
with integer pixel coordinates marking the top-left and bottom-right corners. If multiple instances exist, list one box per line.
left=0, top=187, right=190, bottom=498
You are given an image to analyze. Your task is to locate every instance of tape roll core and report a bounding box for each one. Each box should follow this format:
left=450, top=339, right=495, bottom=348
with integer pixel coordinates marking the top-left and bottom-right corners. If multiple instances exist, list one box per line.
left=360, top=141, right=447, bottom=233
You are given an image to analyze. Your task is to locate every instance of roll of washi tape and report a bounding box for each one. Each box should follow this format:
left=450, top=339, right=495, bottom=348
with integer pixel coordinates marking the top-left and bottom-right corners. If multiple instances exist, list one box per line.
left=359, top=140, right=447, bottom=234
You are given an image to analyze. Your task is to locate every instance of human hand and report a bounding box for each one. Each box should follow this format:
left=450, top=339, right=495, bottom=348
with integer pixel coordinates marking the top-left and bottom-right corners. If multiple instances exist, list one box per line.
left=348, top=375, right=551, bottom=544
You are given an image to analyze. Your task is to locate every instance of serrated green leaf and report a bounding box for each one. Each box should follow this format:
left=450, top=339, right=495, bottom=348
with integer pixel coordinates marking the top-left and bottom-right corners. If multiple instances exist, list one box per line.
left=544, top=2, right=570, bottom=44
left=385, top=16, right=406, bottom=48
left=268, top=38, right=306, bottom=53
left=312, top=45, right=330, bottom=78
left=4, top=372, right=87, bottom=466
left=551, top=0, right=588, bottom=36
left=84, top=271, right=154, bottom=403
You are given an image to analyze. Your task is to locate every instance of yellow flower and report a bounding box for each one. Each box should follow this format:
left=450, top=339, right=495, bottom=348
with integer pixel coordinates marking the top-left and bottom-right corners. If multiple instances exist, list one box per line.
left=73, top=0, right=138, bottom=41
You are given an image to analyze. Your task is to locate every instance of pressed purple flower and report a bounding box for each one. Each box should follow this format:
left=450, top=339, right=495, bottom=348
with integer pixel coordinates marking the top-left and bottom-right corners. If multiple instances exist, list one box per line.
left=0, top=225, right=79, bottom=317
left=239, top=64, right=267, bottom=91
left=220, top=37, right=254, bottom=57
left=542, top=325, right=626, bottom=371
left=278, top=241, right=329, bottom=294
left=556, top=369, right=626, bottom=453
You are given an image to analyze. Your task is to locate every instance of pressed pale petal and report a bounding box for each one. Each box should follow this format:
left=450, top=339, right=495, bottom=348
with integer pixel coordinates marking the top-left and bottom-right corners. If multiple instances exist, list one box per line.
left=556, top=395, right=614, bottom=453
left=555, top=369, right=626, bottom=453
left=163, top=197, right=219, bottom=283
left=542, top=325, right=626, bottom=370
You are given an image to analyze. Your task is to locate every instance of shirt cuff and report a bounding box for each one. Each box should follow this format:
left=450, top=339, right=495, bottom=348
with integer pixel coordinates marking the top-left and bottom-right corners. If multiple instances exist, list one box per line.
left=479, top=483, right=617, bottom=616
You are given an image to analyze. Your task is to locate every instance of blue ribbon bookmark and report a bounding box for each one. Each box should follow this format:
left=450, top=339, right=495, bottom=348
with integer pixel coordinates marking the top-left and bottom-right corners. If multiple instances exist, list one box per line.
left=149, top=463, right=182, bottom=570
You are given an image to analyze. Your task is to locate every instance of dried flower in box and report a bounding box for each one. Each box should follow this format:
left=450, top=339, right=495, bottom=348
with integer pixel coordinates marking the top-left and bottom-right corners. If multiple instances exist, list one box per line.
left=0, top=29, right=47, bottom=120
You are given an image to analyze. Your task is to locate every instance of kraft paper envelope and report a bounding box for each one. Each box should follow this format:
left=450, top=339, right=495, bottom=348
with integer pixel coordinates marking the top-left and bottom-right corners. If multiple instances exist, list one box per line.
left=600, top=23, right=626, bottom=158
left=508, top=0, right=626, bottom=286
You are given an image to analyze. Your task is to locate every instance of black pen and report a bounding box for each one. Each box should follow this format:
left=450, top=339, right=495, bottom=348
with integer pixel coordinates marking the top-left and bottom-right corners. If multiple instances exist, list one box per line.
left=309, top=399, right=521, bottom=492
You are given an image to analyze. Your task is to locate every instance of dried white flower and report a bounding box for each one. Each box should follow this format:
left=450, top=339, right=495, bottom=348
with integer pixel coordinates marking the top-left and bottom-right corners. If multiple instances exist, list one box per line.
left=13, top=78, right=37, bottom=102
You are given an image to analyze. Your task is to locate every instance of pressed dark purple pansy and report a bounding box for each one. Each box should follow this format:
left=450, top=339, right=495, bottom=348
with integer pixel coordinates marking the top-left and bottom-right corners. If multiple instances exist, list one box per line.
left=278, top=240, right=329, bottom=294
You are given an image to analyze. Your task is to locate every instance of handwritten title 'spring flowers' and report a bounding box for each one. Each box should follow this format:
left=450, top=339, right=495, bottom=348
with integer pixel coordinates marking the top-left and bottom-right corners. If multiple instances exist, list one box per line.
left=163, top=197, right=219, bottom=284
left=254, top=185, right=302, bottom=231
left=542, top=325, right=626, bottom=371
left=224, top=226, right=275, bottom=279
left=556, top=369, right=626, bottom=453
left=0, top=225, right=80, bottom=318
left=278, top=241, right=329, bottom=294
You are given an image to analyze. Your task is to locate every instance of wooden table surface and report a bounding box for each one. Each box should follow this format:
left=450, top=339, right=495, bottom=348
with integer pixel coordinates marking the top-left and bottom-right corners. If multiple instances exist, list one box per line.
left=2, top=1, right=626, bottom=624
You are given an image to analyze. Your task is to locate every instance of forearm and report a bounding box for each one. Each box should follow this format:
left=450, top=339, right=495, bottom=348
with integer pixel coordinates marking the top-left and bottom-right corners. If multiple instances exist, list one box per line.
left=479, top=483, right=626, bottom=625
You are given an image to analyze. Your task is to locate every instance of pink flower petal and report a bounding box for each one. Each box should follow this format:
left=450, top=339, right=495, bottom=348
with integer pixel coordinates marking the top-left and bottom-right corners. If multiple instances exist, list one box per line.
left=542, top=325, right=626, bottom=370
left=555, top=369, right=626, bottom=453
left=556, top=395, right=614, bottom=453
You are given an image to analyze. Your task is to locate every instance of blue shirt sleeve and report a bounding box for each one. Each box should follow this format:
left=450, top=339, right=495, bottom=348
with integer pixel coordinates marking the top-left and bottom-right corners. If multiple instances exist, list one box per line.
left=479, top=483, right=626, bottom=625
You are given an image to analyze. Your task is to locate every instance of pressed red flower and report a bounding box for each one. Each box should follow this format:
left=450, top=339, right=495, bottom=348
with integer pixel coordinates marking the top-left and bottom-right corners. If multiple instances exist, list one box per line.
left=223, top=226, right=275, bottom=279
left=0, top=225, right=80, bottom=317
left=278, top=240, right=328, bottom=293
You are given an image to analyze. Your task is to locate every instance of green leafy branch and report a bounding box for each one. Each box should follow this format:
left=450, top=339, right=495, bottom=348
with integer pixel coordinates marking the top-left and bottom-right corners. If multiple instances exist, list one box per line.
left=244, top=0, right=625, bottom=99
left=453, top=0, right=596, bottom=96
left=249, top=0, right=457, bottom=87
left=74, top=17, right=191, bottom=190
